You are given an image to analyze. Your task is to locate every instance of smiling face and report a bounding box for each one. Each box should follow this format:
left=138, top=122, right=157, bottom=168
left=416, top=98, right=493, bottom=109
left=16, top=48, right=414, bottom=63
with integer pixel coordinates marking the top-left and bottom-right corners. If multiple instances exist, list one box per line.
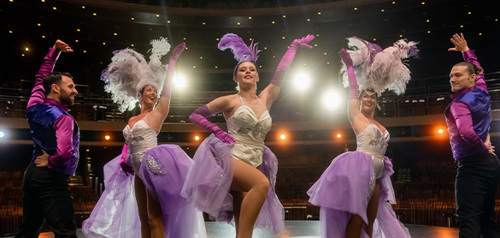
left=55, top=75, right=78, bottom=106
left=449, top=65, right=476, bottom=92
left=359, top=90, right=377, bottom=114
left=233, top=61, right=259, bottom=88
left=140, top=85, right=158, bottom=108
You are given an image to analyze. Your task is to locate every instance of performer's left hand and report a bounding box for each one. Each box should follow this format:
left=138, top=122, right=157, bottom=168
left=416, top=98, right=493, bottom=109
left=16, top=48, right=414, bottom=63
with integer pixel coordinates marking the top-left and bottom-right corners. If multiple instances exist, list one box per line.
left=170, top=42, right=186, bottom=62
left=35, top=150, right=49, bottom=167
left=291, top=35, right=315, bottom=49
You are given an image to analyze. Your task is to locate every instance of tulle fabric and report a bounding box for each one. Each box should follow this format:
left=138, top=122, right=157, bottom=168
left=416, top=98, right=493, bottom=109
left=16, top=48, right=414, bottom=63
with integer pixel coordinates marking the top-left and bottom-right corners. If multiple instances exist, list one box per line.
left=139, top=144, right=207, bottom=238
left=307, top=151, right=411, bottom=238
left=181, top=134, right=285, bottom=233
left=82, top=155, right=141, bottom=238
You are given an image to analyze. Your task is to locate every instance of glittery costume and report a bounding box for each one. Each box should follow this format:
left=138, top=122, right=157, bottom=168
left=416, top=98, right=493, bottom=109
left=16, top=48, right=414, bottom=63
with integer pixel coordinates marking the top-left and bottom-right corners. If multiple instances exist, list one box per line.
left=307, top=124, right=411, bottom=237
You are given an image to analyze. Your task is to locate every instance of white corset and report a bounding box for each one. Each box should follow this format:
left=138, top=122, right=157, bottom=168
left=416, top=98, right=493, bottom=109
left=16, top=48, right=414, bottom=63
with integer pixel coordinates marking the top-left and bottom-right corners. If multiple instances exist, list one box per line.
left=356, top=124, right=390, bottom=179
left=123, top=119, right=157, bottom=173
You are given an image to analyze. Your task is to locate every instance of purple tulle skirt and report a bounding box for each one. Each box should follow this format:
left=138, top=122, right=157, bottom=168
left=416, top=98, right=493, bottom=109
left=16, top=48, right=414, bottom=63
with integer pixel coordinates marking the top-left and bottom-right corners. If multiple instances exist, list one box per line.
left=139, top=144, right=206, bottom=238
left=181, top=134, right=285, bottom=234
left=82, top=155, right=141, bottom=238
left=307, top=151, right=411, bottom=238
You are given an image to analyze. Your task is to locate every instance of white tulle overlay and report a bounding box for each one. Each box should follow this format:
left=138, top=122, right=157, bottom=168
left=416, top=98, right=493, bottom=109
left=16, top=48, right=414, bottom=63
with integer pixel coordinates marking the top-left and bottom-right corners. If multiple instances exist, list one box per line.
left=340, top=37, right=419, bottom=95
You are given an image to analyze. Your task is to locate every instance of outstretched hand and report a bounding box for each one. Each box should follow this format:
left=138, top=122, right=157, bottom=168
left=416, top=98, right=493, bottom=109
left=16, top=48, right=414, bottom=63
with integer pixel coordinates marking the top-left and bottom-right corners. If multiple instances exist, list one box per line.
left=291, top=35, right=315, bottom=49
left=170, top=42, right=186, bottom=62
left=448, top=33, right=470, bottom=53
left=53, top=39, right=73, bottom=53
left=339, top=48, right=353, bottom=67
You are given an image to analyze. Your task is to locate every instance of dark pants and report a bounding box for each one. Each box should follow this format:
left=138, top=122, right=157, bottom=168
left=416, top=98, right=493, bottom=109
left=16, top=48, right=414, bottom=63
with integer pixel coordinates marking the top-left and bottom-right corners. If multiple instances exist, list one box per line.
left=16, top=163, right=77, bottom=238
left=456, top=153, right=500, bottom=238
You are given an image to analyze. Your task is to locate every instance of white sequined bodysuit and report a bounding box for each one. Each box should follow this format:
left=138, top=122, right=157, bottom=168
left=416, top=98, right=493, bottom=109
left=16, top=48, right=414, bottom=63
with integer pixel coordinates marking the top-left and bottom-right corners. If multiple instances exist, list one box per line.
left=356, top=124, right=390, bottom=179
left=227, top=96, right=272, bottom=167
left=123, top=117, right=158, bottom=173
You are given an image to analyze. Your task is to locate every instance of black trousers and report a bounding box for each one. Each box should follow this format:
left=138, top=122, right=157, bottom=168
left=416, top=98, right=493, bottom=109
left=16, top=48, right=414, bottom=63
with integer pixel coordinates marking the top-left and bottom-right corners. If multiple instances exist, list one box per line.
left=16, top=163, right=77, bottom=238
left=456, top=153, right=500, bottom=238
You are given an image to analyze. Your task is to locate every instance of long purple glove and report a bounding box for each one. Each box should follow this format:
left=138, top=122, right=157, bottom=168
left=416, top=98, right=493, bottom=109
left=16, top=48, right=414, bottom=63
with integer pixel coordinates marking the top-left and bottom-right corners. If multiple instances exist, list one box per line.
left=270, top=35, right=315, bottom=87
left=161, top=42, right=186, bottom=99
left=119, top=144, right=134, bottom=176
left=189, top=105, right=236, bottom=144
left=339, top=49, right=359, bottom=99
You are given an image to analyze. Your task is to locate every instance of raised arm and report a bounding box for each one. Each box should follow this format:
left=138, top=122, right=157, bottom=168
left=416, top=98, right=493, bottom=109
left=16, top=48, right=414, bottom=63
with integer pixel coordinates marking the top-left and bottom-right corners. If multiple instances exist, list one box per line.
left=27, top=40, right=73, bottom=108
left=189, top=96, right=236, bottom=144
left=448, top=33, right=486, bottom=91
left=148, top=42, right=186, bottom=132
left=259, top=35, right=315, bottom=109
left=339, top=49, right=368, bottom=134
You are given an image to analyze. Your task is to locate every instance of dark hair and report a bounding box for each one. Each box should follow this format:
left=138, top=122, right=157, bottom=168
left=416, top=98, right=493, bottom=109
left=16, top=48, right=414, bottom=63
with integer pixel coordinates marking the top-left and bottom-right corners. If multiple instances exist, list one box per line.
left=453, top=62, right=483, bottom=75
left=43, top=72, right=73, bottom=94
left=233, top=61, right=258, bottom=76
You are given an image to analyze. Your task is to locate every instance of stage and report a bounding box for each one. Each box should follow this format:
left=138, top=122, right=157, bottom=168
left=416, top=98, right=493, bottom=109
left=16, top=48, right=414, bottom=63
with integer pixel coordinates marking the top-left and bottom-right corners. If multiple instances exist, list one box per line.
left=5, top=221, right=458, bottom=237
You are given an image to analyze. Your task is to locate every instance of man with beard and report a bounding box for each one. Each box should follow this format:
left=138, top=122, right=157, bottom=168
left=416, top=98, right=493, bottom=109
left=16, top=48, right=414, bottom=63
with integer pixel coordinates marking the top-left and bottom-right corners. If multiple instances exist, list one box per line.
left=17, top=39, right=80, bottom=238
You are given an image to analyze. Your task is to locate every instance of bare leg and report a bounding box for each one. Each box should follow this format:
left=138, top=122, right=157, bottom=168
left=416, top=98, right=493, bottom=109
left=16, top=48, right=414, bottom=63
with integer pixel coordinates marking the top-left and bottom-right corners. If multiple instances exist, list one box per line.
left=230, top=159, right=270, bottom=238
left=365, top=181, right=381, bottom=237
left=231, top=191, right=244, bottom=235
left=135, top=175, right=151, bottom=237
left=345, top=214, right=364, bottom=238
left=147, top=189, right=165, bottom=238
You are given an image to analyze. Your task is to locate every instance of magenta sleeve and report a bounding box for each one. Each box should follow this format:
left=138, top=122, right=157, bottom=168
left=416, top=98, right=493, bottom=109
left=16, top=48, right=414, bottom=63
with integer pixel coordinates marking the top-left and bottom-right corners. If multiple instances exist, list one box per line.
left=450, top=101, right=490, bottom=154
left=462, top=50, right=487, bottom=92
left=48, top=115, right=74, bottom=168
left=27, top=48, right=61, bottom=108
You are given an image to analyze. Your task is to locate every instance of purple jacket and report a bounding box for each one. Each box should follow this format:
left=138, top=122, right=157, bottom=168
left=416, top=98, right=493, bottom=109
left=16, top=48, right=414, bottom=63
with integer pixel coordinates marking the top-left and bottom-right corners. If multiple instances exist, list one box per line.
left=444, top=50, right=491, bottom=161
left=26, top=47, right=80, bottom=176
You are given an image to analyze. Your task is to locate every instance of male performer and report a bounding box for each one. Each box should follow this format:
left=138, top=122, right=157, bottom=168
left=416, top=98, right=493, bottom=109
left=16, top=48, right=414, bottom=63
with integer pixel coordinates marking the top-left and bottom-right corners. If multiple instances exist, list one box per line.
left=17, top=39, right=79, bottom=238
left=445, top=33, right=500, bottom=237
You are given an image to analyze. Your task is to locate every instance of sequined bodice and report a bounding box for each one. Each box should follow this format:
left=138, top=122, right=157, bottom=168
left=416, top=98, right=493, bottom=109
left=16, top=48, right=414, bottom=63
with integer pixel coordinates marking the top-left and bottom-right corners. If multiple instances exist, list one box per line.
left=227, top=105, right=272, bottom=146
left=356, top=124, right=390, bottom=157
left=123, top=120, right=157, bottom=160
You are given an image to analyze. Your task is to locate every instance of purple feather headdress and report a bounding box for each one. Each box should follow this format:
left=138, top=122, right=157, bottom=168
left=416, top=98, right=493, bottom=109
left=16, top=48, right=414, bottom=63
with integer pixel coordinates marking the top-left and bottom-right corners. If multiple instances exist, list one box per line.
left=218, top=33, right=261, bottom=76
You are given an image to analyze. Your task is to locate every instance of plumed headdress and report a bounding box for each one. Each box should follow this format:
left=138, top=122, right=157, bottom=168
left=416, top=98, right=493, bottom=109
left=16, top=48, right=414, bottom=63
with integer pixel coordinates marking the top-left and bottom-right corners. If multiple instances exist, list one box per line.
left=340, top=37, right=419, bottom=95
left=101, top=37, right=171, bottom=112
left=218, top=33, right=261, bottom=76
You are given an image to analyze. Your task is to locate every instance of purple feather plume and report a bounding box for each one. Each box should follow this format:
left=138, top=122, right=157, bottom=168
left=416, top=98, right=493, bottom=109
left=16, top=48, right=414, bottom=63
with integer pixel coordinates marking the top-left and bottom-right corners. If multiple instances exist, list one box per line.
left=218, top=33, right=260, bottom=63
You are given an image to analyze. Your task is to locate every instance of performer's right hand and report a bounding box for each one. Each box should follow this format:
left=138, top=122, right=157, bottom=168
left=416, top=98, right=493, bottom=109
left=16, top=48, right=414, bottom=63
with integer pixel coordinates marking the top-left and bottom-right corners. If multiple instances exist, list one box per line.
left=35, top=150, right=49, bottom=167
left=339, top=48, right=353, bottom=67
left=53, top=39, right=74, bottom=53
left=214, top=130, right=236, bottom=144
left=120, top=161, right=135, bottom=176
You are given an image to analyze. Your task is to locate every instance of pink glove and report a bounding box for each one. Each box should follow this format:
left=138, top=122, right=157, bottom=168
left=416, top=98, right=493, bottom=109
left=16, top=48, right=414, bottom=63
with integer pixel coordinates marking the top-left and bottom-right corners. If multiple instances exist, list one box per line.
left=339, top=49, right=359, bottom=99
left=119, top=144, right=134, bottom=176
left=161, top=42, right=186, bottom=99
left=271, top=34, right=315, bottom=87
left=189, top=105, right=236, bottom=144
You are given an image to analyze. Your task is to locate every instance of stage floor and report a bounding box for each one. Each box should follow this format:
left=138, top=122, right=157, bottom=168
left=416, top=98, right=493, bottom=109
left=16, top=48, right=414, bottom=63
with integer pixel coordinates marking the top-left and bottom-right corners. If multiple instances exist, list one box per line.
left=6, top=221, right=458, bottom=237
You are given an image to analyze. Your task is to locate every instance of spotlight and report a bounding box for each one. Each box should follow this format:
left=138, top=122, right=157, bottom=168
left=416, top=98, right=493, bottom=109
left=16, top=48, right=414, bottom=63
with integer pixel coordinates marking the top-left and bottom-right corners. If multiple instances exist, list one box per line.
left=323, top=90, right=341, bottom=110
left=280, top=134, right=286, bottom=140
left=194, top=135, right=200, bottom=141
left=104, top=135, right=111, bottom=141
left=293, top=72, right=311, bottom=90
left=437, top=128, right=444, bottom=134
left=174, top=73, right=187, bottom=89
left=0, top=130, right=5, bottom=139
left=336, top=133, right=342, bottom=138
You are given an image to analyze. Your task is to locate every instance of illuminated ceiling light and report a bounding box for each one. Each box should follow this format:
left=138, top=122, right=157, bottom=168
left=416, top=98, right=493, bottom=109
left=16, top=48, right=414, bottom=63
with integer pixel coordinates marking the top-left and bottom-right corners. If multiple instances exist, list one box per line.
left=314, top=44, right=318, bottom=47
left=259, top=65, right=262, bottom=68
left=42, top=35, right=45, bottom=38
left=323, top=90, right=341, bottom=110
left=25, top=47, right=29, bottom=51
left=249, top=38, right=253, bottom=41
left=8, top=30, right=13, bottom=34
left=216, top=38, right=220, bottom=41
left=167, top=20, right=171, bottom=24
left=185, top=47, right=188, bottom=50
left=192, top=65, right=196, bottom=69
left=202, top=22, right=206, bottom=25
left=131, top=44, right=134, bottom=47
left=264, top=46, right=267, bottom=50
left=317, top=11, right=321, bottom=15
left=248, top=16, right=252, bottom=20
left=113, top=32, right=117, bottom=36
left=131, top=17, right=135, bottom=20
left=307, top=18, right=311, bottom=21
left=183, top=37, right=186, bottom=40
left=283, top=15, right=286, bottom=18
left=373, top=38, right=377, bottom=41
left=495, top=19, right=498, bottom=21
left=326, top=61, right=330, bottom=64
left=156, top=14, right=160, bottom=17
left=21, top=54, right=25, bottom=57
left=282, top=36, right=286, bottom=39
left=272, top=56, right=275, bottom=58
left=75, top=39, right=78, bottom=42
left=199, top=56, right=203, bottom=60
left=93, top=12, right=97, bottom=16
left=194, top=136, right=200, bottom=141
left=426, top=19, right=430, bottom=22
left=400, top=34, right=403, bottom=37
left=479, top=32, right=482, bottom=36
left=392, top=1, right=396, bottom=4
left=215, top=66, right=218, bottom=69
left=336, top=133, right=342, bottom=138
left=173, top=73, right=187, bottom=89
left=82, top=5, right=85, bottom=9
left=460, top=25, right=463, bottom=28
left=272, top=21, right=275, bottom=24
left=421, top=1, right=425, bottom=5
left=381, top=9, right=385, bottom=12
left=437, top=129, right=444, bottom=134
left=237, top=22, right=240, bottom=26
left=102, top=42, right=106, bottom=45
left=293, top=72, right=311, bottom=90
left=83, top=50, right=87, bottom=53
left=354, top=7, right=358, bottom=10
left=316, top=34, right=319, bottom=36
left=53, top=7, right=57, bottom=10
left=104, top=135, right=111, bottom=141
left=323, top=52, right=327, bottom=55
left=427, top=30, right=431, bottom=33
left=37, top=23, right=41, bottom=26
left=41, top=0, right=45, bottom=2
left=280, top=134, right=286, bottom=140
left=468, top=11, right=471, bottom=14
left=9, top=0, right=13, bottom=2
left=77, top=28, right=81, bottom=32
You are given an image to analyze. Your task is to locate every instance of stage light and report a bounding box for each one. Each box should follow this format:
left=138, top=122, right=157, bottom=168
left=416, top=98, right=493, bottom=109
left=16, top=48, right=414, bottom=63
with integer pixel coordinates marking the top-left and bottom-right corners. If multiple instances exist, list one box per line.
left=0, top=130, right=5, bottom=139
left=194, top=136, right=200, bottom=141
left=280, top=134, right=286, bottom=140
left=174, top=73, right=187, bottom=89
left=323, top=90, right=341, bottom=110
left=438, top=129, right=444, bottom=134
left=293, top=72, right=311, bottom=90
left=104, top=135, right=111, bottom=141
left=336, top=133, right=342, bottom=138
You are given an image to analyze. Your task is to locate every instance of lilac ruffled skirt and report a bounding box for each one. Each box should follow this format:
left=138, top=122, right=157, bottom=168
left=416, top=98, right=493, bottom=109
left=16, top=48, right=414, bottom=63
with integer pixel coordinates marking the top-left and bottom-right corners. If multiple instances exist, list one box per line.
left=181, top=134, right=285, bottom=234
left=307, top=151, right=411, bottom=238
left=82, top=155, right=141, bottom=238
left=139, top=144, right=207, bottom=238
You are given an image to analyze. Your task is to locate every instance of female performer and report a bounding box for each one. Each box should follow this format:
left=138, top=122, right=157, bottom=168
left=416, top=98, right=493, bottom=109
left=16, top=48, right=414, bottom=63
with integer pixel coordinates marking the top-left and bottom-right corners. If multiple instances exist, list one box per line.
left=83, top=39, right=205, bottom=238
left=181, top=33, right=314, bottom=238
left=308, top=37, right=418, bottom=238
